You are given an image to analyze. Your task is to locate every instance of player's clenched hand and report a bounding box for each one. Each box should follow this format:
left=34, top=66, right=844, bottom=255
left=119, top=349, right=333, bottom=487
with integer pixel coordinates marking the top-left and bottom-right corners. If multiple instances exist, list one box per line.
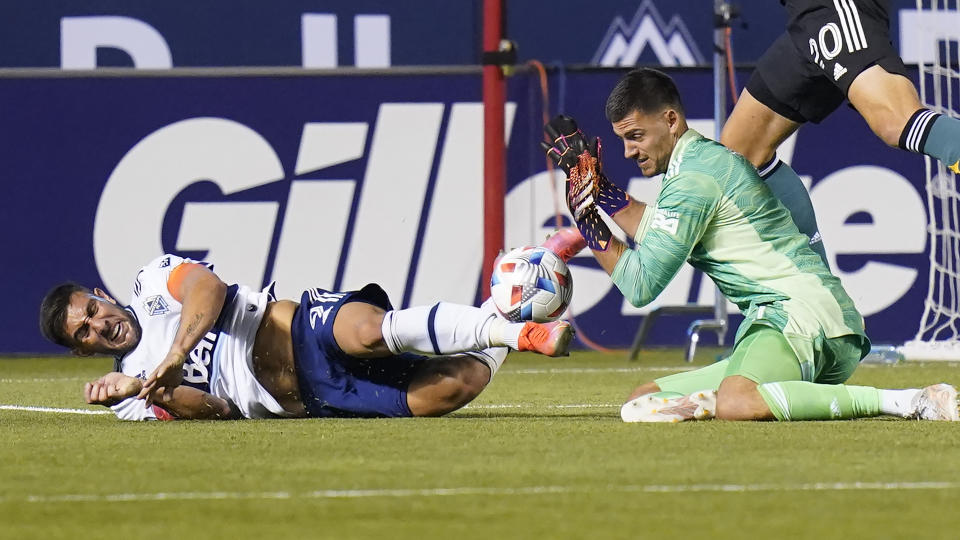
left=541, top=115, right=629, bottom=218
left=567, top=151, right=602, bottom=220
left=540, top=115, right=599, bottom=177
left=137, top=350, right=186, bottom=407
left=566, top=152, right=614, bottom=252
left=85, top=372, right=143, bottom=406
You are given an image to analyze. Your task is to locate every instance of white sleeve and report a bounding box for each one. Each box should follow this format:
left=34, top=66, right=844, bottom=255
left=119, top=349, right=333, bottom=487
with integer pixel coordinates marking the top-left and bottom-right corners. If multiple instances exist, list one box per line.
left=110, top=397, right=159, bottom=421
left=132, top=254, right=188, bottom=305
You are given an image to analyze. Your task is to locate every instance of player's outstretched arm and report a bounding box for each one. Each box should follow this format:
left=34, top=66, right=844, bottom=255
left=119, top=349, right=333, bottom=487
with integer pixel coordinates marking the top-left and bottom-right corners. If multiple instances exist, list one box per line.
left=152, top=386, right=242, bottom=420
left=137, top=263, right=227, bottom=406
left=88, top=372, right=240, bottom=420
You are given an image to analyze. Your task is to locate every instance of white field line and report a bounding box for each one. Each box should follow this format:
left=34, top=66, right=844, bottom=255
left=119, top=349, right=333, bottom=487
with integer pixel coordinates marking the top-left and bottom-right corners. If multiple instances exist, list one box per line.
left=5, top=481, right=958, bottom=504
left=0, top=368, right=688, bottom=385
left=463, top=403, right=617, bottom=409
left=0, top=405, right=111, bottom=415
left=502, top=366, right=695, bottom=374
left=0, top=402, right=614, bottom=415
left=0, top=377, right=88, bottom=383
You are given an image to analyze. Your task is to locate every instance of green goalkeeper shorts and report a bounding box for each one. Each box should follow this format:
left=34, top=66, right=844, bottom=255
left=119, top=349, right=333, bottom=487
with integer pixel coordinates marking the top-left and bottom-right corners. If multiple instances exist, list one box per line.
left=654, top=325, right=863, bottom=395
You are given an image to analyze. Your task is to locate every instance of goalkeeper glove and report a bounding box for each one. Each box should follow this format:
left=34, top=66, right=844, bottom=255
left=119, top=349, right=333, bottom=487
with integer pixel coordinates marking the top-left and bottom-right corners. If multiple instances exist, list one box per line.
left=567, top=151, right=613, bottom=252
left=540, top=115, right=630, bottom=218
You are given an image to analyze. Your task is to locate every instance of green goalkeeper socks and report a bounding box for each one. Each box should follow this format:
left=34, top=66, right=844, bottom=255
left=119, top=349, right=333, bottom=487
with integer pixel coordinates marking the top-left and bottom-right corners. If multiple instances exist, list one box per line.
left=757, top=381, right=881, bottom=421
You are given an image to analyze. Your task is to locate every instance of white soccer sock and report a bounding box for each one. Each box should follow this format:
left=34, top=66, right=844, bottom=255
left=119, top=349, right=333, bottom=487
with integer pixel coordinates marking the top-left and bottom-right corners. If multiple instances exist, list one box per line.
left=878, top=388, right=922, bottom=417
left=380, top=301, right=524, bottom=355
left=482, top=298, right=523, bottom=349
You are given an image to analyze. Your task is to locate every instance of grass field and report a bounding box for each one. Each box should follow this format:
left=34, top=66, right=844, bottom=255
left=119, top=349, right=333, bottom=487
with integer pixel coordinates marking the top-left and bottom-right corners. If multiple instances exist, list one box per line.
left=2, top=349, right=960, bottom=539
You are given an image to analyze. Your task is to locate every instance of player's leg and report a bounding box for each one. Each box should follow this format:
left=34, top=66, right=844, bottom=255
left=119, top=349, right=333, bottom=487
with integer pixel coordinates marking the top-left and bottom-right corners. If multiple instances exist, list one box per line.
left=724, top=329, right=935, bottom=421
left=405, top=353, right=501, bottom=416
left=848, top=65, right=960, bottom=173
left=293, top=286, right=509, bottom=418
left=720, top=35, right=834, bottom=265
left=625, top=327, right=869, bottom=422
left=721, top=87, right=800, bottom=168
left=377, top=299, right=572, bottom=358
left=714, top=327, right=873, bottom=421
left=758, top=333, right=959, bottom=421
left=377, top=229, right=581, bottom=359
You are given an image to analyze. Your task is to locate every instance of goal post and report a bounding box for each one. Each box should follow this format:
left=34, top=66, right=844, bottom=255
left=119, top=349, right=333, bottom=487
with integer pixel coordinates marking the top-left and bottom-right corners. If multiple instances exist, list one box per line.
left=899, top=0, right=960, bottom=360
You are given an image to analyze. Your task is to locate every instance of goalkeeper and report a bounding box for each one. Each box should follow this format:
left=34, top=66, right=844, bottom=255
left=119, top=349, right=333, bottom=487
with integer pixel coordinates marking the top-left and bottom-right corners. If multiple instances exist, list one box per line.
left=720, top=0, right=960, bottom=266
left=542, top=68, right=959, bottom=423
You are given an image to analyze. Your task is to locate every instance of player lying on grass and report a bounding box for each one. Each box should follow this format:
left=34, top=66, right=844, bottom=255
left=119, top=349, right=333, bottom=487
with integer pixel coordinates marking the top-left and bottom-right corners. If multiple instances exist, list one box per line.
left=38, top=250, right=575, bottom=420
left=719, top=0, right=960, bottom=266
left=541, top=67, right=959, bottom=423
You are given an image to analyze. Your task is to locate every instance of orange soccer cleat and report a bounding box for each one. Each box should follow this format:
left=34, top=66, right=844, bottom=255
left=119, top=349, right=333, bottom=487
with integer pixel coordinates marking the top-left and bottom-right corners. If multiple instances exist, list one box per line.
left=517, top=320, right=574, bottom=357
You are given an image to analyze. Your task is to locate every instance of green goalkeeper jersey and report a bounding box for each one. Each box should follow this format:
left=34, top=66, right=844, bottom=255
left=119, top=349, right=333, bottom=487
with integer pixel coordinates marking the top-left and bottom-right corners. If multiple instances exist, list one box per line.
left=611, top=129, right=868, bottom=363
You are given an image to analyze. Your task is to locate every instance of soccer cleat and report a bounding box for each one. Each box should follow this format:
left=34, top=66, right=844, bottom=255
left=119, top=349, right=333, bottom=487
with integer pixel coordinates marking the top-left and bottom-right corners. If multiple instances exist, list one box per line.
left=620, top=390, right=717, bottom=423
left=540, top=227, right=587, bottom=262
left=517, top=320, right=573, bottom=357
left=910, top=383, right=960, bottom=421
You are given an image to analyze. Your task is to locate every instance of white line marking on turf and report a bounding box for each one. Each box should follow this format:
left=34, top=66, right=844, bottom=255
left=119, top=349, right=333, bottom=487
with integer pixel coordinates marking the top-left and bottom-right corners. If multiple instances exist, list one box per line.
left=503, top=366, right=695, bottom=374
left=0, top=377, right=88, bottom=383
left=0, top=402, right=616, bottom=414
left=8, top=482, right=958, bottom=504
left=0, top=405, right=111, bottom=415
left=0, top=368, right=687, bottom=385
left=463, top=403, right=618, bottom=409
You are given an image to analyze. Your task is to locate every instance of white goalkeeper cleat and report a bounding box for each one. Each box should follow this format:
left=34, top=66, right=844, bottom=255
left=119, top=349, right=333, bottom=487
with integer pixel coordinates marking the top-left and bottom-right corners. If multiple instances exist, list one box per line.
left=910, top=383, right=960, bottom=421
left=620, top=390, right=717, bottom=423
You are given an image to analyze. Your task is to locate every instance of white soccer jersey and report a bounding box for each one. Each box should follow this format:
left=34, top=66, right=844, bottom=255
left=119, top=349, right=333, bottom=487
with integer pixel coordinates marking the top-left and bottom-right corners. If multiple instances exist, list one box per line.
left=110, top=254, right=296, bottom=421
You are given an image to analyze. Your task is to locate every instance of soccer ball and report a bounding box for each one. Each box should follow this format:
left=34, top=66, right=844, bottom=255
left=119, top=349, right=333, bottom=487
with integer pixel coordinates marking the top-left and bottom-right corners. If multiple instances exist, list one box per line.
left=490, top=246, right=573, bottom=322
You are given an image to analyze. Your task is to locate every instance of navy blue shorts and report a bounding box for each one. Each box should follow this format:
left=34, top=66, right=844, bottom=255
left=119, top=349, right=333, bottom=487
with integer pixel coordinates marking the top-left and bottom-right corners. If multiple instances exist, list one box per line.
left=290, top=284, right=428, bottom=418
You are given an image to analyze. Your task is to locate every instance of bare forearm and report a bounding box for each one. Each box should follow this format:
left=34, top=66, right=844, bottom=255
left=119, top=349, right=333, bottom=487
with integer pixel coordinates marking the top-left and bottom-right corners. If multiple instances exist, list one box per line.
left=156, top=386, right=241, bottom=420
left=610, top=198, right=647, bottom=239
left=170, top=279, right=226, bottom=357
left=593, top=237, right=628, bottom=275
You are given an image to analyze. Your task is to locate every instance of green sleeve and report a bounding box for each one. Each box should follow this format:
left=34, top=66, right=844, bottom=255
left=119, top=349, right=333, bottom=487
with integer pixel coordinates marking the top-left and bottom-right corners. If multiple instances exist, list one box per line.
left=611, top=172, right=721, bottom=307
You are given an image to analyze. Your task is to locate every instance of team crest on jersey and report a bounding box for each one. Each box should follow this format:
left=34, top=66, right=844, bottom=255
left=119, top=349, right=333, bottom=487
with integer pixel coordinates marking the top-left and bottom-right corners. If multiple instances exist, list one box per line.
left=159, top=256, right=171, bottom=268
left=144, top=294, right=169, bottom=316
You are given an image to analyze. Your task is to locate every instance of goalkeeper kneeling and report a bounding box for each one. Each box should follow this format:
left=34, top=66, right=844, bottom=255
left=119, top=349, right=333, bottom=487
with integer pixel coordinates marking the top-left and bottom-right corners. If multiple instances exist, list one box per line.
left=540, top=68, right=958, bottom=423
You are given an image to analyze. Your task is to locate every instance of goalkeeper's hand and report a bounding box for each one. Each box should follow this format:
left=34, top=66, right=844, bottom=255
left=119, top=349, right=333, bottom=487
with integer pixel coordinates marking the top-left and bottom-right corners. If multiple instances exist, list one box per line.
left=541, top=115, right=630, bottom=218
left=540, top=115, right=598, bottom=178
left=567, top=151, right=614, bottom=252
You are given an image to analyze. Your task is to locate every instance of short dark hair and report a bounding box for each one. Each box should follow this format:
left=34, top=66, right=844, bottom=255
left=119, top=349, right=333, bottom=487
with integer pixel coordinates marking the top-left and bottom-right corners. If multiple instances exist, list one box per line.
left=39, top=282, right=89, bottom=348
left=605, top=68, right=685, bottom=123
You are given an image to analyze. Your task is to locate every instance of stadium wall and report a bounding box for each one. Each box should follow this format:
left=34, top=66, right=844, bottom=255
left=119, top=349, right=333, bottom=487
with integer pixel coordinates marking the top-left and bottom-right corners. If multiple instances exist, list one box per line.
left=0, top=1, right=930, bottom=68
left=2, top=67, right=929, bottom=353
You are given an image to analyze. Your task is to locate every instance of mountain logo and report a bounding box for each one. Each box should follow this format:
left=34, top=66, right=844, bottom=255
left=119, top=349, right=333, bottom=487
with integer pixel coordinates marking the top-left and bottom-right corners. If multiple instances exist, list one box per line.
left=592, top=0, right=705, bottom=67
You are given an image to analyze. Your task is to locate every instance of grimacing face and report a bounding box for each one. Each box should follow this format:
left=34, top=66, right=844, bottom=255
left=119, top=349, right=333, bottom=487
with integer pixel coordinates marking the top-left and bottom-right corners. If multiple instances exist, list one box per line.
left=611, top=108, right=684, bottom=177
left=62, top=289, right=142, bottom=356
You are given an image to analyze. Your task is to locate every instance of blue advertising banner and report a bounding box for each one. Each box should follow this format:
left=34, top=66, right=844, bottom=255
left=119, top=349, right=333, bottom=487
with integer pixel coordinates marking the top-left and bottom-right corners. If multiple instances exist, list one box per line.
left=0, top=1, right=942, bottom=68
left=0, top=68, right=930, bottom=353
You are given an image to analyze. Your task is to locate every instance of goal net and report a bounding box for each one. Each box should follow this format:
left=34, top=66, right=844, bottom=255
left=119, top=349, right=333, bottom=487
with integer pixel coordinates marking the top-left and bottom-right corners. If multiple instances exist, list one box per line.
left=900, top=0, right=960, bottom=360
